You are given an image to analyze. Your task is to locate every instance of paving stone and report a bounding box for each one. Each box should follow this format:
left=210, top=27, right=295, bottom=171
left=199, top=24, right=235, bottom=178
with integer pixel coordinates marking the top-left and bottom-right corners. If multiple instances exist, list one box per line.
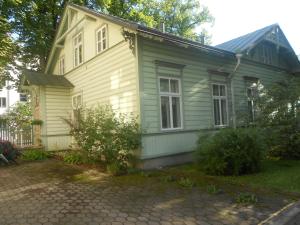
left=0, top=160, right=290, bottom=225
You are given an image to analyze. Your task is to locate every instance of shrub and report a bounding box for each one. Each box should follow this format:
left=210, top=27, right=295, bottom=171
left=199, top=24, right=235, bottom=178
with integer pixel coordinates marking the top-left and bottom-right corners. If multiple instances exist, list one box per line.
left=178, top=177, right=195, bottom=188
left=63, top=151, right=85, bottom=164
left=206, top=184, right=222, bottom=195
left=21, top=149, right=50, bottom=161
left=106, top=162, right=126, bottom=176
left=196, top=128, right=266, bottom=176
left=235, top=192, right=258, bottom=204
left=64, top=105, right=141, bottom=173
left=59, top=151, right=96, bottom=164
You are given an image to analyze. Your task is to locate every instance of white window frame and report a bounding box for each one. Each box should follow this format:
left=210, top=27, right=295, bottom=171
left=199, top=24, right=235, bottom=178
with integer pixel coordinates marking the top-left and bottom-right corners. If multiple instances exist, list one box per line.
left=159, top=76, right=183, bottom=131
left=212, top=83, right=228, bottom=127
left=59, top=56, right=65, bottom=75
left=73, top=32, right=83, bottom=67
left=96, top=24, right=108, bottom=54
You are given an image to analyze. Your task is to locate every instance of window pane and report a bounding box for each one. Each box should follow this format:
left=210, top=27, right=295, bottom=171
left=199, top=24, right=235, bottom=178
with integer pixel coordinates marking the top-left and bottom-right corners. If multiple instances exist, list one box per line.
left=247, top=88, right=252, bottom=98
left=102, top=28, right=106, bottom=38
left=172, top=97, right=181, bottom=128
left=75, top=48, right=78, bottom=66
left=213, top=84, right=219, bottom=96
left=213, top=99, right=220, bottom=125
left=161, top=96, right=171, bottom=129
left=221, top=99, right=227, bottom=125
left=170, top=79, right=179, bottom=93
left=248, top=100, right=254, bottom=122
left=220, top=85, right=226, bottom=96
left=2, top=98, right=6, bottom=107
left=77, top=95, right=82, bottom=107
left=97, top=31, right=101, bottom=41
left=73, top=96, right=77, bottom=107
left=102, top=39, right=106, bottom=50
left=98, top=43, right=101, bottom=53
left=160, top=78, right=169, bottom=92
left=79, top=45, right=83, bottom=63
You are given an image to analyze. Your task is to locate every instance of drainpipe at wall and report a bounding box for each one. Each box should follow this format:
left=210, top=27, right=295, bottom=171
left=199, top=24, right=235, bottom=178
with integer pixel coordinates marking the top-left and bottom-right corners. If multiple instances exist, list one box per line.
left=230, top=53, right=243, bottom=129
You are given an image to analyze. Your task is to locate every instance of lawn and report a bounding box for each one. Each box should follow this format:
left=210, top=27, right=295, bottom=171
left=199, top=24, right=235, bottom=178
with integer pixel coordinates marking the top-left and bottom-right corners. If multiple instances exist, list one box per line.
left=159, top=159, right=300, bottom=195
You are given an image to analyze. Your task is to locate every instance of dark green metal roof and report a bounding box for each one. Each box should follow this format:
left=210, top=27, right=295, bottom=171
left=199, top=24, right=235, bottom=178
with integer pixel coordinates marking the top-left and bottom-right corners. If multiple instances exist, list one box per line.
left=215, top=24, right=295, bottom=54
left=215, top=24, right=278, bottom=53
left=23, top=70, right=74, bottom=88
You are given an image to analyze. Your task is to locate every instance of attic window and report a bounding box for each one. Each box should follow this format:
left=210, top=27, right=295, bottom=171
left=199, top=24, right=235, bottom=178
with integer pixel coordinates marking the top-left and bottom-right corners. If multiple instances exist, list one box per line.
left=96, top=25, right=108, bottom=53
left=73, top=32, right=83, bottom=67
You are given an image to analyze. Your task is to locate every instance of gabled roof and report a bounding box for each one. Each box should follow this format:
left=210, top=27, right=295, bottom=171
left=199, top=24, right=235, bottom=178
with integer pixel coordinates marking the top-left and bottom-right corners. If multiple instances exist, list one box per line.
left=22, top=70, right=74, bottom=88
left=46, top=3, right=300, bottom=73
left=215, top=24, right=292, bottom=53
left=45, top=3, right=235, bottom=73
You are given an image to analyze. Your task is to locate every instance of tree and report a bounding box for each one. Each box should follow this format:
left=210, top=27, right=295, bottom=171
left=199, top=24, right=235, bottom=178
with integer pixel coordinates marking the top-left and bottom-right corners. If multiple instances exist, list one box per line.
left=0, top=16, right=18, bottom=88
left=145, top=0, right=214, bottom=42
left=2, top=0, right=214, bottom=80
left=3, top=102, right=32, bottom=130
left=256, top=76, right=300, bottom=159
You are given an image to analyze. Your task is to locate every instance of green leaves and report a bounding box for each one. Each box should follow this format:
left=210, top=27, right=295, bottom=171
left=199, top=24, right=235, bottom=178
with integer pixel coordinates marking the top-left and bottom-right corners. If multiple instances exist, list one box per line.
left=65, top=105, right=141, bottom=172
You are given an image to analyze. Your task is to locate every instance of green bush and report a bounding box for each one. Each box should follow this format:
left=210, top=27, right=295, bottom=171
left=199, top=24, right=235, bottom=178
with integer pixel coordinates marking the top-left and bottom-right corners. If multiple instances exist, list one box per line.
left=61, top=150, right=99, bottom=164
left=178, top=177, right=195, bottom=188
left=63, top=151, right=84, bottom=164
left=64, top=105, right=141, bottom=173
left=21, top=149, right=50, bottom=161
left=196, top=128, right=266, bottom=176
left=235, top=192, right=258, bottom=204
left=106, top=162, right=126, bottom=176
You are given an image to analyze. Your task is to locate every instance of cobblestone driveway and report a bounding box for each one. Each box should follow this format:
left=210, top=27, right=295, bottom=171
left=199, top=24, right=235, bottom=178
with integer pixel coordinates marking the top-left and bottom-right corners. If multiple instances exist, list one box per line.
left=0, top=160, right=291, bottom=225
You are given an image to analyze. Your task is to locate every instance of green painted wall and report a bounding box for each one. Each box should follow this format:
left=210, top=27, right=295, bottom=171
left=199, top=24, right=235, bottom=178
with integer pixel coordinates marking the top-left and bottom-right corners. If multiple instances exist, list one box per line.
left=138, top=37, right=291, bottom=159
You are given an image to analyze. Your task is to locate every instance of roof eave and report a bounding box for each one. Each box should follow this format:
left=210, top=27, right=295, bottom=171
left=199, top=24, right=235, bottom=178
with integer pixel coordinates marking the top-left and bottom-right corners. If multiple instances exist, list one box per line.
left=136, top=27, right=235, bottom=58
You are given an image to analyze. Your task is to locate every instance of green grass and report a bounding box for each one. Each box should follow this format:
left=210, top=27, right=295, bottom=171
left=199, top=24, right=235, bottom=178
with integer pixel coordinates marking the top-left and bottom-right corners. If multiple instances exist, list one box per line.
left=165, top=160, right=300, bottom=195
left=21, top=149, right=51, bottom=161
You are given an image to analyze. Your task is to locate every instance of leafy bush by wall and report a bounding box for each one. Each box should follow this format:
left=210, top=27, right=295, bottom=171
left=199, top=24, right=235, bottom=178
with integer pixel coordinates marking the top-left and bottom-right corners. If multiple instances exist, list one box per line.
left=64, top=105, right=141, bottom=173
left=196, top=128, right=266, bottom=176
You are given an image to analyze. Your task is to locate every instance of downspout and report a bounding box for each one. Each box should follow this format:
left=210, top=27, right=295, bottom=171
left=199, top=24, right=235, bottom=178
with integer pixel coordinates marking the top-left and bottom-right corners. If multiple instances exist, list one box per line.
left=230, top=53, right=243, bottom=129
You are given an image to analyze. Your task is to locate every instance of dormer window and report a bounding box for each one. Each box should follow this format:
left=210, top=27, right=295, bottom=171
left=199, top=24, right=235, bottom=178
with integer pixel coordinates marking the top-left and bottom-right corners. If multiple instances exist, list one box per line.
left=73, top=32, right=83, bottom=67
left=96, top=25, right=108, bottom=54
left=59, top=56, right=65, bottom=75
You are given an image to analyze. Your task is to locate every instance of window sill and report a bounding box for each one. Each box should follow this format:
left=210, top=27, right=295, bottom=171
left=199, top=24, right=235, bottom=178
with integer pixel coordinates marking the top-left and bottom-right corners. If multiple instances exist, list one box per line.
left=160, top=127, right=183, bottom=132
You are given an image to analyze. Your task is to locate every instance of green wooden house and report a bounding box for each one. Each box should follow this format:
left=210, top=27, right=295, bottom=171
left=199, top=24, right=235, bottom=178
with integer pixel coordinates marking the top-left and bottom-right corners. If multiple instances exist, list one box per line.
left=22, top=4, right=300, bottom=168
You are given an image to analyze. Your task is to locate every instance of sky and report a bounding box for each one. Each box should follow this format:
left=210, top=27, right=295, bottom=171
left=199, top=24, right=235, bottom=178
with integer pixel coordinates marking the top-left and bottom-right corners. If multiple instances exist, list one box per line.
left=201, top=0, right=300, bottom=55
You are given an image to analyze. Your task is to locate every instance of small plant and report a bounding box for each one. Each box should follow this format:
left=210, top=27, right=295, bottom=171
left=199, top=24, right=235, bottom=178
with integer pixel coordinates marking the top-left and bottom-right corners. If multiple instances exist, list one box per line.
left=63, top=151, right=84, bottom=164
left=106, top=162, right=126, bottom=176
left=235, top=192, right=258, bottom=204
left=21, top=149, right=50, bottom=161
left=178, top=177, right=195, bottom=188
left=206, top=184, right=221, bottom=195
left=160, top=175, right=177, bottom=183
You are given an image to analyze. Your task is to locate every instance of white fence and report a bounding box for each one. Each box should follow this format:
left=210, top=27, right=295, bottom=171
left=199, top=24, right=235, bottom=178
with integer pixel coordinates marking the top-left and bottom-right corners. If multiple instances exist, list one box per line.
left=0, top=127, right=33, bottom=147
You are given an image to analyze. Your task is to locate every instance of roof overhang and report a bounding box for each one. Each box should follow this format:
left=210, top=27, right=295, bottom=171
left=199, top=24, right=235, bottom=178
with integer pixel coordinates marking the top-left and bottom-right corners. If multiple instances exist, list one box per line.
left=22, top=70, right=74, bottom=88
